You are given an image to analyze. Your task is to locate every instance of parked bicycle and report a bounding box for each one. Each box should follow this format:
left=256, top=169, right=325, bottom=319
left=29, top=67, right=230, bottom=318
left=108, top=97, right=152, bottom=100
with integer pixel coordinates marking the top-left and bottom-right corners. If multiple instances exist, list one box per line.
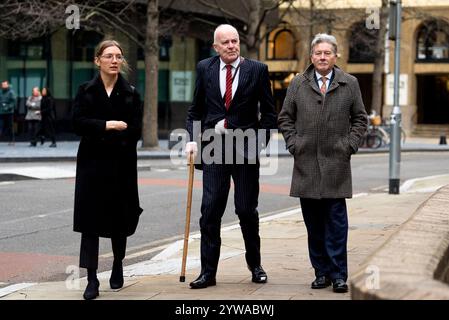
left=359, top=124, right=384, bottom=149
left=359, top=112, right=406, bottom=149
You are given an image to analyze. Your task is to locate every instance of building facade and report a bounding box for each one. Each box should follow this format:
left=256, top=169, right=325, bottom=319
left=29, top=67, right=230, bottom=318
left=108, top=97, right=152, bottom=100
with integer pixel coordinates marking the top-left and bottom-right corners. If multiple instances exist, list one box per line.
left=262, top=0, right=449, bottom=136
left=0, top=27, right=217, bottom=140
left=2, top=0, right=448, bottom=140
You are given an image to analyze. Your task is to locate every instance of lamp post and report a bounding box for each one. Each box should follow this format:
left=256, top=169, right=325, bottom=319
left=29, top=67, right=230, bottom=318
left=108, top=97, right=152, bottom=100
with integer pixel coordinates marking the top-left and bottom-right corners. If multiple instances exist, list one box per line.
left=389, top=0, right=402, bottom=194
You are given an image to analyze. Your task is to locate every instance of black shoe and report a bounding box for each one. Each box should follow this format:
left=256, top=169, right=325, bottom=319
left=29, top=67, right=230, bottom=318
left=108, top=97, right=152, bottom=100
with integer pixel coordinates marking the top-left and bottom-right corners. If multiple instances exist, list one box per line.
left=49, top=143, right=57, bottom=148
left=83, top=279, right=99, bottom=300
left=29, top=142, right=36, bottom=147
left=189, top=274, right=216, bottom=289
left=332, top=279, right=348, bottom=293
left=311, top=276, right=331, bottom=289
left=40, top=136, right=45, bottom=145
left=109, top=261, right=124, bottom=289
left=249, top=266, right=268, bottom=283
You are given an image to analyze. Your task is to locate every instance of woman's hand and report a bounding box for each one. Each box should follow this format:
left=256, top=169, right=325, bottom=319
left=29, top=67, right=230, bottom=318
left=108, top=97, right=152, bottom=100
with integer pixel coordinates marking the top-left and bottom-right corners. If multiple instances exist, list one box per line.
left=106, top=120, right=128, bottom=131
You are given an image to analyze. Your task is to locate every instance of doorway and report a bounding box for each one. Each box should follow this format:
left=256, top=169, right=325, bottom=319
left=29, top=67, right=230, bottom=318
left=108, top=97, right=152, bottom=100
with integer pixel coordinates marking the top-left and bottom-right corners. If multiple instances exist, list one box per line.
left=417, top=74, right=449, bottom=124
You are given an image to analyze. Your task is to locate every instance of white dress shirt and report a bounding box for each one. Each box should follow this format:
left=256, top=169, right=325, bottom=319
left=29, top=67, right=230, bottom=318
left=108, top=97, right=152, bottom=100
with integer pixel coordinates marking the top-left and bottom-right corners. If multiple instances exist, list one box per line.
left=219, top=57, right=241, bottom=99
left=316, top=70, right=333, bottom=92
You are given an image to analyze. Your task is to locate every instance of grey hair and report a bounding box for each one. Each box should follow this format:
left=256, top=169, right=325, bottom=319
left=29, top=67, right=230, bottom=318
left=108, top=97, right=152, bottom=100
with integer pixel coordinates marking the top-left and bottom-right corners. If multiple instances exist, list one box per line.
left=310, top=33, right=338, bottom=55
left=213, top=24, right=239, bottom=44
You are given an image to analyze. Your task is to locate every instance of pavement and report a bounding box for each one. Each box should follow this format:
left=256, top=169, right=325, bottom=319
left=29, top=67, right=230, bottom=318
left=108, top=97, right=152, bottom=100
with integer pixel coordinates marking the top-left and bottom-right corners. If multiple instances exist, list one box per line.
left=0, top=135, right=448, bottom=301
left=0, top=134, right=448, bottom=163
left=1, top=174, right=448, bottom=301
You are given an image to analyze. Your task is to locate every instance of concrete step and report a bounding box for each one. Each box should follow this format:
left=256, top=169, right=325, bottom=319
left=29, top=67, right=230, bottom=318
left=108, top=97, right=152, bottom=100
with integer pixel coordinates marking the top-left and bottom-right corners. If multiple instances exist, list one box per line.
left=412, top=125, right=449, bottom=138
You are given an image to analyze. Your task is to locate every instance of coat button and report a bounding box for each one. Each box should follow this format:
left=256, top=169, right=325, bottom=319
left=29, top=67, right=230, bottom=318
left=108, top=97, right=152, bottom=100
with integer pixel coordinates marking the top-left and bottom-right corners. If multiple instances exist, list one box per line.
left=317, top=100, right=322, bottom=104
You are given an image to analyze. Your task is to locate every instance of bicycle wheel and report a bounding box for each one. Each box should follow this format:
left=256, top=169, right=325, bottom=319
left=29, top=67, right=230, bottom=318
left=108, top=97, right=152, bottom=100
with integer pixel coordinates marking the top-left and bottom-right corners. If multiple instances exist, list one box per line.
left=366, top=133, right=382, bottom=149
left=377, top=127, right=390, bottom=146
left=401, top=128, right=406, bottom=145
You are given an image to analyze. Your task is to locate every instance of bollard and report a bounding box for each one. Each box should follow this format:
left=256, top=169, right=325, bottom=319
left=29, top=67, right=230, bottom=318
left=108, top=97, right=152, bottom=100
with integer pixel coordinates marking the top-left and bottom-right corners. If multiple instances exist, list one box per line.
left=439, top=134, right=447, bottom=145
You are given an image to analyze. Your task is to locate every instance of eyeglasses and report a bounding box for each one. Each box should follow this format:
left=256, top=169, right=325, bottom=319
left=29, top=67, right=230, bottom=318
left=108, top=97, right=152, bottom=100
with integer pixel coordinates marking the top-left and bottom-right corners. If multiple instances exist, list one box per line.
left=100, top=54, right=124, bottom=62
left=312, top=51, right=334, bottom=57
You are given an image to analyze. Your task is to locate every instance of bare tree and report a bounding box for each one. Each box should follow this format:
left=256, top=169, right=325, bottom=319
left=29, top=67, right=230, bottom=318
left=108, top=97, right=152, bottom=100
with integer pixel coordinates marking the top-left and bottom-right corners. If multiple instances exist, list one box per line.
left=194, top=0, right=294, bottom=59
left=142, top=0, right=159, bottom=148
left=371, top=0, right=389, bottom=116
left=0, top=0, right=190, bottom=147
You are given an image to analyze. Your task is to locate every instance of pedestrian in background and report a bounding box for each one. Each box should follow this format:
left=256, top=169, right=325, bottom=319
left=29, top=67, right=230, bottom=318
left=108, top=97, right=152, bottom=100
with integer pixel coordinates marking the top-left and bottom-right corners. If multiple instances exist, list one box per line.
left=25, top=86, right=42, bottom=147
left=278, top=33, right=367, bottom=293
left=40, top=87, right=57, bottom=147
left=0, top=80, right=16, bottom=144
left=72, top=39, right=143, bottom=300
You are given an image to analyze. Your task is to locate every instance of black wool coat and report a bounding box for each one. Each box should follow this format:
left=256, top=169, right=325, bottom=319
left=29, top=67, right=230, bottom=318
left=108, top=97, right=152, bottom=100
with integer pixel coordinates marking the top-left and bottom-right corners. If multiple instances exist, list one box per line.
left=72, top=73, right=143, bottom=238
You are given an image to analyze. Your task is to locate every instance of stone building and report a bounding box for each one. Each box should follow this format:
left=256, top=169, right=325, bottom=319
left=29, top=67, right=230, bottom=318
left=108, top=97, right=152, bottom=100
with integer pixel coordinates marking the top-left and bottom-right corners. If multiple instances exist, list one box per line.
left=261, top=0, right=449, bottom=136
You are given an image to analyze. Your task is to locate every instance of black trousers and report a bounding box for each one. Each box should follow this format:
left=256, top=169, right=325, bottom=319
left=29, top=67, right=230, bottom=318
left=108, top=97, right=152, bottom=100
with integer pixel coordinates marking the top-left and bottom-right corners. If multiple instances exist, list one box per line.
left=0, top=114, right=13, bottom=140
left=200, top=162, right=261, bottom=277
left=79, top=233, right=127, bottom=270
left=27, top=120, right=41, bottom=145
left=300, top=198, right=348, bottom=281
left=40, top=116, right=56, bottom=144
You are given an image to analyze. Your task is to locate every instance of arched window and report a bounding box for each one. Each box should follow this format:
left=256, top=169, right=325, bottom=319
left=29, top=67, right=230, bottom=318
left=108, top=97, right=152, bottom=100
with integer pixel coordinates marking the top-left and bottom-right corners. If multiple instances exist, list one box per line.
left=348, top=21, right=378, bottom=63
left=266, top=28, right=296, bottom=60
left=416, top=19, right=449, bottom=62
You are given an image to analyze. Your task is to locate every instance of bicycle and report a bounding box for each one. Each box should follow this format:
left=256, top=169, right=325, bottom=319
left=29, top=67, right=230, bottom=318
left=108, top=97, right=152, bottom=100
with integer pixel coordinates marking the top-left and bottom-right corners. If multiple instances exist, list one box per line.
left=359, top=125, right=384, bottom=149
left=379, top=123, right=406, bottom=146
left=358, top=113, right=406, bottom=149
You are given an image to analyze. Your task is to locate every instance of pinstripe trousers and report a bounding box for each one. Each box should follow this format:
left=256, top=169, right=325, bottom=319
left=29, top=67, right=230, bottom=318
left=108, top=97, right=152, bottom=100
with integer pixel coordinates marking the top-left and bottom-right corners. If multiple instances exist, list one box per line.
left=199, top=162, right=261, bottom=276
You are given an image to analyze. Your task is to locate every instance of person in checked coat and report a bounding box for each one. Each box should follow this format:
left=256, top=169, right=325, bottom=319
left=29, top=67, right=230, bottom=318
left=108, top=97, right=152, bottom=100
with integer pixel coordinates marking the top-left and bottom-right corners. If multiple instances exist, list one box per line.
left=72, top=40, right=143, bottom=300
left=278, top=33, right=367, bottom=293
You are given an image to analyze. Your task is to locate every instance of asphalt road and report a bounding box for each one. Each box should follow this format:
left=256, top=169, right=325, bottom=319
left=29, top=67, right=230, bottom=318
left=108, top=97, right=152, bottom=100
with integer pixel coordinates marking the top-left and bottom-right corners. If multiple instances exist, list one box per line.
left=0, top=152, right=448, bottom=284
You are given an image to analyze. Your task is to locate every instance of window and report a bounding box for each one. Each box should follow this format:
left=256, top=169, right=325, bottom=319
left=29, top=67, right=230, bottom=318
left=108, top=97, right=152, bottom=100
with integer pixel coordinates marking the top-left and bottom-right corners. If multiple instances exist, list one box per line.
left=70, top=30, right=103, bottom=62
left=416, top=19, right=449, bottom=62
left=266, top=28, right=296, bottom=60
left=7, top=37, right=46, bottom=60
left=198, top=39, right=215, bottom=61
left=348, top=21, right=378, bottom=63
left=137, top=36, right=172, bottom=61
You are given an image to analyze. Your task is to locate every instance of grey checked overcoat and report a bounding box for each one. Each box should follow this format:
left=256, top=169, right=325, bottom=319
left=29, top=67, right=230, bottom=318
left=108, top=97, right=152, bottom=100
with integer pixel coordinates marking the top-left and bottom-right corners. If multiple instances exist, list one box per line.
left=278, top=64, right=367, bottom=199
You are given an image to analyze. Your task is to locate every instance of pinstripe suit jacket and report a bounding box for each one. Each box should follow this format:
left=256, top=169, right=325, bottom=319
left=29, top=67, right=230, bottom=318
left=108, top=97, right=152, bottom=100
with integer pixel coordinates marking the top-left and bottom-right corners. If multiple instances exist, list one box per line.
left=278, top=64, right=368, bottom=199
left=186, top=55, right=277, bottom=145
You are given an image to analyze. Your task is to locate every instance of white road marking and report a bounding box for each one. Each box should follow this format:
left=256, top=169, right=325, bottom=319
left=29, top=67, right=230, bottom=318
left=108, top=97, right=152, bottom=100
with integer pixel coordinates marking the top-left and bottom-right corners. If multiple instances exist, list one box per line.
left=0, top=209, right=72, bottom=225
left=0, top=182, right=15, bottom=186
left=0, top=283, right=36, bottom=298
left=0, top=166, right=75, bottom=179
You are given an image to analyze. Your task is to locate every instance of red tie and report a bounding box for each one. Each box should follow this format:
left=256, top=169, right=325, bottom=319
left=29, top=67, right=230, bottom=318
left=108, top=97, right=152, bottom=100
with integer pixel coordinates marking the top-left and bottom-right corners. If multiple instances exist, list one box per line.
left=224, top=64, right=233, bottom=128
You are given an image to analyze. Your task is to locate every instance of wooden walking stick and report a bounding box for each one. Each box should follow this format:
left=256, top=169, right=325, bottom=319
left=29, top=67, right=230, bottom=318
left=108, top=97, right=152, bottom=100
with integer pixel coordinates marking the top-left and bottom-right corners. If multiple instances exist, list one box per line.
left=180, top=151, right=195, bottom=282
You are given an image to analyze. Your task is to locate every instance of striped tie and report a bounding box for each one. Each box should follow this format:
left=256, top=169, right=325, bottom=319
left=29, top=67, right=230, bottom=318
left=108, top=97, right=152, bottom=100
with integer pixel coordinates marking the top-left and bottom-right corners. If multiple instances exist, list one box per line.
left=224, top=64, right=233, bottom=128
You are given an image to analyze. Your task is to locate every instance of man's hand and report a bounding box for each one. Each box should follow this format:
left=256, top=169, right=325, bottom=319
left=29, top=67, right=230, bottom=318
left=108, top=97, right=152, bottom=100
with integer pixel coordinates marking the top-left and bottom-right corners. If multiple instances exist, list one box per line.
left=106, top=120, right=128, bottom=131
left=185, top=142, right=198, bottom=156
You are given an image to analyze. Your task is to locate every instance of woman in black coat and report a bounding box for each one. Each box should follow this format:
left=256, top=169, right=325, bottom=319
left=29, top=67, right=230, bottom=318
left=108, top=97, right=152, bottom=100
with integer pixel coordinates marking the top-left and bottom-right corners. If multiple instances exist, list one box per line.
left=40, top=87, right=57, bottom=147
left=72, top=40, right=143, bottom=300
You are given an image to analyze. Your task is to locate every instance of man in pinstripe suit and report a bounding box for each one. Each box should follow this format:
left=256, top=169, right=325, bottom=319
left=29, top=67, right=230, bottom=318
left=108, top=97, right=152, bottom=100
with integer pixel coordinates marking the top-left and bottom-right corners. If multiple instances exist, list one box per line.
left=185, top=24, right=277, bottom=289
